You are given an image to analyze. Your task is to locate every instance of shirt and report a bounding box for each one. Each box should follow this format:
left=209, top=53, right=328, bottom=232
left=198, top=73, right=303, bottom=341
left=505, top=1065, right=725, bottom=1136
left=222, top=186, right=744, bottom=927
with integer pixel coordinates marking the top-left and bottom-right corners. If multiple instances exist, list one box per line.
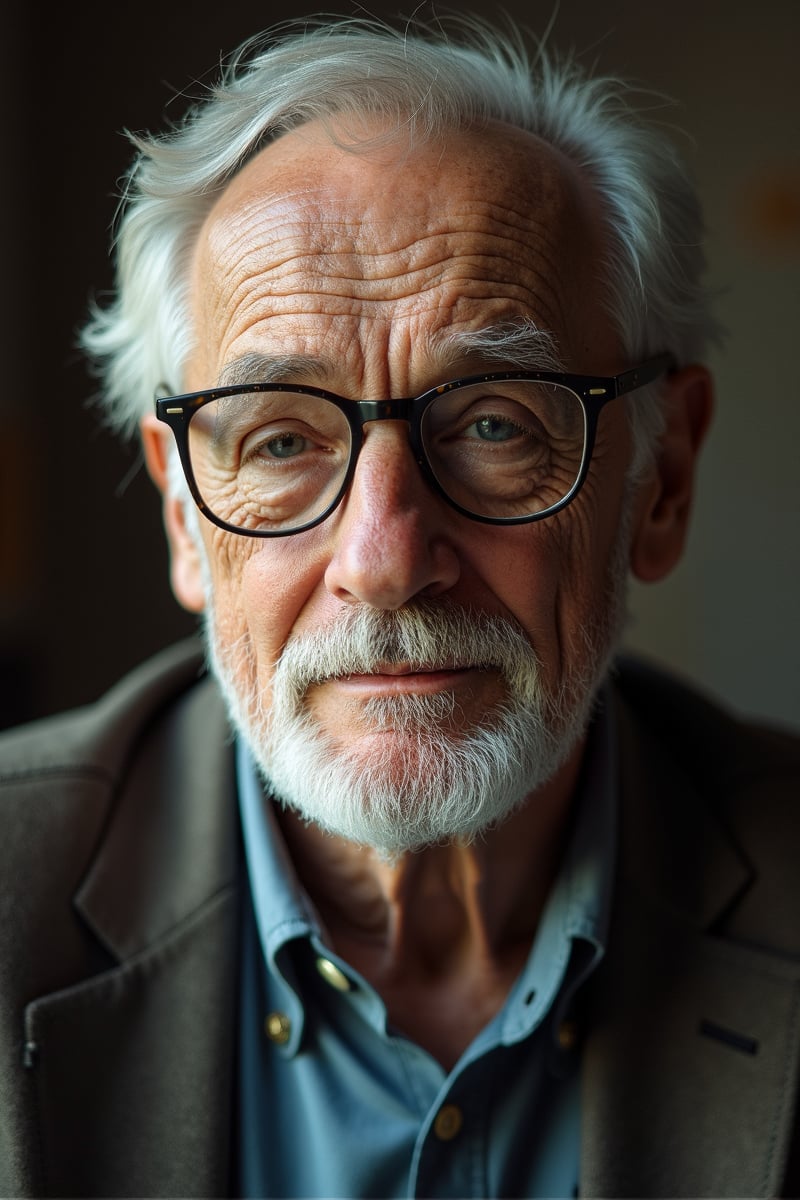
left=236, top=693, right=617, bottom=1198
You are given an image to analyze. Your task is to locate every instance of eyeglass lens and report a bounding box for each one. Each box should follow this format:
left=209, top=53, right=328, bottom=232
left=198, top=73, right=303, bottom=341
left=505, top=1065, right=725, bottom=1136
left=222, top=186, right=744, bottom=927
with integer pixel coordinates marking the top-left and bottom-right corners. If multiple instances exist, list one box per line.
left=186, top=380, right=588, bottom=533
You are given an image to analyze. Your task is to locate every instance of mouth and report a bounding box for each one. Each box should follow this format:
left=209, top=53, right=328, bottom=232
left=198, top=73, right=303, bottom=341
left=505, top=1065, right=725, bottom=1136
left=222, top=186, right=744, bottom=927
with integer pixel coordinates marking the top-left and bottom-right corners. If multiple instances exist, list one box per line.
left=320, top=663, right=492, bottom=695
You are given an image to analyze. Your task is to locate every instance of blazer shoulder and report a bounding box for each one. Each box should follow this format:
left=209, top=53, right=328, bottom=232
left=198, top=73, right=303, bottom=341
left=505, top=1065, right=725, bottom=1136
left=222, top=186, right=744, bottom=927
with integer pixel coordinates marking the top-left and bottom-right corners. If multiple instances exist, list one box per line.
left=0, top=638, right=223, bottom=978
left=612, top=652, right=800, bottom=784
left=612, top=653, right=800, bottom=954
left=0, top=638, right=208, bottom=785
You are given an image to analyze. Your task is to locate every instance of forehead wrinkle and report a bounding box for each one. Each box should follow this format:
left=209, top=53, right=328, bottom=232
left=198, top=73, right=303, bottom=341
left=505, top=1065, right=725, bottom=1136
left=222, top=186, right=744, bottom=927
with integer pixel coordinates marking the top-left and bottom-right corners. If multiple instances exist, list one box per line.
left=216, top=316, right=567, bottom=397
left=220, top=238, right=549, bottom=304
left=202, top=172, right=575, bottom=303
left=207, top=247, right=570, bottom=340
left=195, top=194, right=325, bottom=339
left=189, top=118, right=609, bottom=387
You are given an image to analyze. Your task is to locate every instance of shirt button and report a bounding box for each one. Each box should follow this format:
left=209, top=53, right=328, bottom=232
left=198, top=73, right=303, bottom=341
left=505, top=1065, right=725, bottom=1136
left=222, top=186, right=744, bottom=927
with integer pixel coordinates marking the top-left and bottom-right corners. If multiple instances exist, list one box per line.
left=433, top=1104, right=463, bottom=1141
left=316, top=956, right=352, bottom=991
left=264, top=1012, right=292, bottom=1044
left=558, top=1019, right=579, bottom=1051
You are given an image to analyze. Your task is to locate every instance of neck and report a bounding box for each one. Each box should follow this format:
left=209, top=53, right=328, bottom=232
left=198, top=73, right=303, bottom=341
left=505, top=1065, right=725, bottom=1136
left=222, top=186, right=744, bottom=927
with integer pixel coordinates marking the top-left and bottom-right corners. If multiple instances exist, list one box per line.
left=275, top=741, right=584, bottom=1067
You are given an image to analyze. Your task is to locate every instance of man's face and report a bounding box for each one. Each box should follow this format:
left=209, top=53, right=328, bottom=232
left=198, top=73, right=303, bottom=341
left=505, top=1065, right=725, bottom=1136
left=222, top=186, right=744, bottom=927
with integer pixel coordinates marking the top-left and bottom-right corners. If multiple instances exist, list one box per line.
left=161, top=118, right=640, bottom=851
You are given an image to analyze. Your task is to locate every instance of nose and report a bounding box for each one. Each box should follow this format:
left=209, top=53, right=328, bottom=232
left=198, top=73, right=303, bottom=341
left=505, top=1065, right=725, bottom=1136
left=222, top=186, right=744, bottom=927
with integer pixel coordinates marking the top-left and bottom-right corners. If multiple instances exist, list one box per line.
left=323, top=422, right=461, bottom=609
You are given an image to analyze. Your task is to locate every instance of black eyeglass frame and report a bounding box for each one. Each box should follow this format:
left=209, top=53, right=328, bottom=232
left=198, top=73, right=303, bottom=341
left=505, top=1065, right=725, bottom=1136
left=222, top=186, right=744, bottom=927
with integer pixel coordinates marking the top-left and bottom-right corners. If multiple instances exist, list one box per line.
left=155, top=353, right=675, bottom=537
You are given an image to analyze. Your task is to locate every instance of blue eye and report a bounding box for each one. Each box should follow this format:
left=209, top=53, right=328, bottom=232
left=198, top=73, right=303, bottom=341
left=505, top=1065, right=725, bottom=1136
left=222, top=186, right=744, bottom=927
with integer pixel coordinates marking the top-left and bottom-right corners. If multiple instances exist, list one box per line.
left=472, top=415, right=521, bottom=442
left=263, top=432, right=309, bottom=458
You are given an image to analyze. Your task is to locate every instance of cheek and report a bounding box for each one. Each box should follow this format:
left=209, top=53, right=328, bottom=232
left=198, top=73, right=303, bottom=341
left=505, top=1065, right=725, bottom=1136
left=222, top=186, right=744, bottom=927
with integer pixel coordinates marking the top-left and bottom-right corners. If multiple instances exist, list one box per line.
left=203, top=530, right=329, bottom=677
left=555, top=474, right=632, bottom=656
left=482, top=492, right=626, bottom=683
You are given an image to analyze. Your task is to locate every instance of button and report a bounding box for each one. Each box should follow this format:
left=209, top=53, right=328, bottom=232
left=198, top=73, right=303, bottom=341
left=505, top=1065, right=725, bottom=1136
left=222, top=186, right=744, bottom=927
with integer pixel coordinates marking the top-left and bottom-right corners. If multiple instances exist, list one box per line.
left=558, top=1019, right=579, bottom=1051
left=316, top=956, right=352, bottom=991
left=264, top=1012, right=292, bottom=1044
left=433, top=1104, right=463, bottom=1141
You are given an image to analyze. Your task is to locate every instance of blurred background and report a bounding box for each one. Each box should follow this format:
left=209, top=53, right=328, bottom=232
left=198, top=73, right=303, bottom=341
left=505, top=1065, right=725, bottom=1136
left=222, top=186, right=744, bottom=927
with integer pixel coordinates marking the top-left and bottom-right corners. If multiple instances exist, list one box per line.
left=2, top=0, right=798, bottom=732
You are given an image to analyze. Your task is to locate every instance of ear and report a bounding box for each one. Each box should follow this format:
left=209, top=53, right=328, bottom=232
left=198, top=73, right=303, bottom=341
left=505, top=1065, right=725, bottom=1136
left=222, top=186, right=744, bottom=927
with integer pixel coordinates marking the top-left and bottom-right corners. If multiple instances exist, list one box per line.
left=629, top=364, right=714, bottom=583
left=140, top=414, right=207, bottom=613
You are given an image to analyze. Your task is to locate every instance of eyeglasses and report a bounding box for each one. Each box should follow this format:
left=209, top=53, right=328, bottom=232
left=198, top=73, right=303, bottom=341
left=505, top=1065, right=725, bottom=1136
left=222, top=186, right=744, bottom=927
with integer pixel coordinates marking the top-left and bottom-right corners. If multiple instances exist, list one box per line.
left=155, top=354, right=674, bottom=538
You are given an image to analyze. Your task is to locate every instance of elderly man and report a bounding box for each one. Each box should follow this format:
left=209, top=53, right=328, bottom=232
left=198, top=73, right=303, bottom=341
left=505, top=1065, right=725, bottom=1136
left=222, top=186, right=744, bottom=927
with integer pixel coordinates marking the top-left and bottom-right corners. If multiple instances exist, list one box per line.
left=1, top=13, right=798, bottom=1199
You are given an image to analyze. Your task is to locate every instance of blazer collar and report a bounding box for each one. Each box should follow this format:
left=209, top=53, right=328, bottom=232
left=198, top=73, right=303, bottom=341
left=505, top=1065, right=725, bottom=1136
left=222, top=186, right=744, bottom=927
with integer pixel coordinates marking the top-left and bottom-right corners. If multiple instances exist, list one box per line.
left=579, top=673, right=799, bottom=1197
left=612, top=680, right=752, bottom=930
left=24, top=646, right=241, bottom=1196
left=73, top=648, right=240, bottom=962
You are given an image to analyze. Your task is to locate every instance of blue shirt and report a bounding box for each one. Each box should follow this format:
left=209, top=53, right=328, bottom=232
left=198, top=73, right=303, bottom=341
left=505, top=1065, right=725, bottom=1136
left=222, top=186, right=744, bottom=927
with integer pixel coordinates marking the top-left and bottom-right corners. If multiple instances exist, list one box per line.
left=236, top=695, right=617, bottom=1198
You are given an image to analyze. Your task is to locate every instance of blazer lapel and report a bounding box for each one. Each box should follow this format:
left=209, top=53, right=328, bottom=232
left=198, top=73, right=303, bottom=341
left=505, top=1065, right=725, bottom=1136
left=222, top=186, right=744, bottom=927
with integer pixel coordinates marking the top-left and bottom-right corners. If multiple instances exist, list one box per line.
left=580, top=685, right=800, bottom=1198
left=24, top=671, right=242, bottom=1198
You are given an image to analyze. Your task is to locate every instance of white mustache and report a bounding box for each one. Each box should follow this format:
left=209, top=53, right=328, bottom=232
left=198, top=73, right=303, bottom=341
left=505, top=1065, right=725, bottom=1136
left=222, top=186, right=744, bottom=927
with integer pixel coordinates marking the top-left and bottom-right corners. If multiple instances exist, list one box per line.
left=273, top=600, right=543, bottom=704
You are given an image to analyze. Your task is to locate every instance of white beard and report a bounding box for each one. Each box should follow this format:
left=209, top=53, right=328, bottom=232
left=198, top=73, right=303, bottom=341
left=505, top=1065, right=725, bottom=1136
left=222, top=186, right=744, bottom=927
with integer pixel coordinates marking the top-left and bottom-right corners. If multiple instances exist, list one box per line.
left=201, top=544, right=630, bottom=857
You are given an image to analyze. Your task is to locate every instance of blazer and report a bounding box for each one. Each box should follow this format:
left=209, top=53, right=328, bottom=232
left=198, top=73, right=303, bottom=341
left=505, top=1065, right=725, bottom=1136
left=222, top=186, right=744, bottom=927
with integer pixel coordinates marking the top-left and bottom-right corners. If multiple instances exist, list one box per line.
left=0, top=638, right=798, bottom=1198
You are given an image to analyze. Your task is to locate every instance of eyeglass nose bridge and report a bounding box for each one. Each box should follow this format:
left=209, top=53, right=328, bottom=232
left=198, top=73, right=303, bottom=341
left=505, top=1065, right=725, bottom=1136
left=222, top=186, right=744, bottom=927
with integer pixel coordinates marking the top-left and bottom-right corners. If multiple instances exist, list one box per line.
left=345, top=393, right=432, bottom=473
left=350, top=396, right=418, bottom=425
left=347, top=391, right=429, bottom=448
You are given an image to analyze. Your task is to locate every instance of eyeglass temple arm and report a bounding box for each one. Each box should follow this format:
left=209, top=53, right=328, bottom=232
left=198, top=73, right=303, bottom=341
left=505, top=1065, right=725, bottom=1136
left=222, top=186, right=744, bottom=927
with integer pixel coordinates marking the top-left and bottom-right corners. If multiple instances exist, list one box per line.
left=615, top=353, right=676, bottom=397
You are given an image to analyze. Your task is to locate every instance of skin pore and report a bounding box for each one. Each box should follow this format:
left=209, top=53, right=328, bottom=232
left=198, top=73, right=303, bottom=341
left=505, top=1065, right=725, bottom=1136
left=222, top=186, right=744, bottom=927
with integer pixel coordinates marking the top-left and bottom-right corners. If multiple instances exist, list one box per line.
left=141, top=116, right=711, bottom=1067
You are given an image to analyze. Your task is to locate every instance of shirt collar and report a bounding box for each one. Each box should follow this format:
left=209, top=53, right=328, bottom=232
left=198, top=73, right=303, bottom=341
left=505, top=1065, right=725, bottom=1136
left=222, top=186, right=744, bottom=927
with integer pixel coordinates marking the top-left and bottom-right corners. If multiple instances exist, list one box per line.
left=499, top=685, right=618, bottom=1044
left=237, top=682, right=617, bottom=1039
left=237, top=736, right=319, bottom=956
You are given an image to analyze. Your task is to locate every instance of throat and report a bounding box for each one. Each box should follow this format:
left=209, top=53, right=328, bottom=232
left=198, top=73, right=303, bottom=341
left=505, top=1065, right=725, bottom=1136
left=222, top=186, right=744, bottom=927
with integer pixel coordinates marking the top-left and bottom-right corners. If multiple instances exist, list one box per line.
left=329, top=917, right=534, bottom=1070
left=273, top=767, right=578, bottom=1068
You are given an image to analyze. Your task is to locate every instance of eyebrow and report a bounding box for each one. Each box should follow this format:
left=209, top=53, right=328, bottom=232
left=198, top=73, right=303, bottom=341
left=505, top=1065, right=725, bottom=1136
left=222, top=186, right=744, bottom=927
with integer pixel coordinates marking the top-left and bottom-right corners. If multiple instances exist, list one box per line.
left=216, top=320, right=565, bottom=393
left=218, top=353, right=326, bottom=388
left=437, top=320, right=565, bottom=373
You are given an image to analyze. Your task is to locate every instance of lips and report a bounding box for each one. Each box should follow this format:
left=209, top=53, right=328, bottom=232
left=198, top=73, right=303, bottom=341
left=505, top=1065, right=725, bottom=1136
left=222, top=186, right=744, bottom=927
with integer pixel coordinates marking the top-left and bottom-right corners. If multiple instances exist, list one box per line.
left=322, top=663, right=479, bottom=693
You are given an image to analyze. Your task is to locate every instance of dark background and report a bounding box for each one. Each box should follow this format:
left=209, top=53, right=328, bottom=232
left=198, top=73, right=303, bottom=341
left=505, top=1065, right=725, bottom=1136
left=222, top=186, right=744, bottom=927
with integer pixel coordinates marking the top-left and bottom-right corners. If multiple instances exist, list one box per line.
left=3, top=0, right=799, bottom=731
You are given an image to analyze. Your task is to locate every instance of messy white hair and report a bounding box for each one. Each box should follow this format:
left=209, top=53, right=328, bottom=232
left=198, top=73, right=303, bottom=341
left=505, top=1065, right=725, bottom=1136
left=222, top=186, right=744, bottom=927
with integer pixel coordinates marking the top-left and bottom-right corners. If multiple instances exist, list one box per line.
left=80, top=11, right=722, bottom=474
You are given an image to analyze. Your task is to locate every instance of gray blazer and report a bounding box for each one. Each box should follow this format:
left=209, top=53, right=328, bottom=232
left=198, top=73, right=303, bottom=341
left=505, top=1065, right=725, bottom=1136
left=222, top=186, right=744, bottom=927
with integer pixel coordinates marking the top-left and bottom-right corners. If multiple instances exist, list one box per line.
left=0, top=640, right=798, bottom=1197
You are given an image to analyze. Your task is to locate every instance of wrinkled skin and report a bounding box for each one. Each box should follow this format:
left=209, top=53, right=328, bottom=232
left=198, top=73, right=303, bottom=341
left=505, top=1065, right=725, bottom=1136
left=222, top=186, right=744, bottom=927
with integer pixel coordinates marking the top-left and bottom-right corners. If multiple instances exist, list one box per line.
left=141, top=116, right=712, bottom=1064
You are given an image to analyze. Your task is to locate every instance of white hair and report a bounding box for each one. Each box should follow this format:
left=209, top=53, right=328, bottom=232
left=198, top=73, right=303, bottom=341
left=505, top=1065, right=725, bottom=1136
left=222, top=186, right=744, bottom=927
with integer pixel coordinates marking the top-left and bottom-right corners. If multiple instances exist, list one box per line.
left=80, top=11, right=722, bottom=472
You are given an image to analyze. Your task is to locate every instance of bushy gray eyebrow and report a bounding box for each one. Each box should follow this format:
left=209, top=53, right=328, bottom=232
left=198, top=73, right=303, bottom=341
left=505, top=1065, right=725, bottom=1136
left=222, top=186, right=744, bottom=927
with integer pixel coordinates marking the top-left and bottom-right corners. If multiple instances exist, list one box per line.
left=216, top=320, right=564, bottom=391
left=436, top=321, right=565, bottom=373
left=218, top=352, right=326, bottom=388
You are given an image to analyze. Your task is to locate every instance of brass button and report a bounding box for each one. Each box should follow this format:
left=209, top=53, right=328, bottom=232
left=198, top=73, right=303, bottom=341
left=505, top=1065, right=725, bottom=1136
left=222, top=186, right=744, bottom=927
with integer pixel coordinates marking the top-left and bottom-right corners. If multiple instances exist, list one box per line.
left=316, top=956, right=351, bottom=991
left=264, top=1011, right=292, bottom=1044
left=558, top=1019, right=579, bottom=1051
left=433, top=1104, right=463, bottom=1141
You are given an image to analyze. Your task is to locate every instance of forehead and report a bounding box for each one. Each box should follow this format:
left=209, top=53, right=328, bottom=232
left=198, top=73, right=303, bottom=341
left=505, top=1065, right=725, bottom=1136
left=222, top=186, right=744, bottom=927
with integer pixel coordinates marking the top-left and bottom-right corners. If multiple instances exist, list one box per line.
left=188, top=117, right=610, bottom=385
